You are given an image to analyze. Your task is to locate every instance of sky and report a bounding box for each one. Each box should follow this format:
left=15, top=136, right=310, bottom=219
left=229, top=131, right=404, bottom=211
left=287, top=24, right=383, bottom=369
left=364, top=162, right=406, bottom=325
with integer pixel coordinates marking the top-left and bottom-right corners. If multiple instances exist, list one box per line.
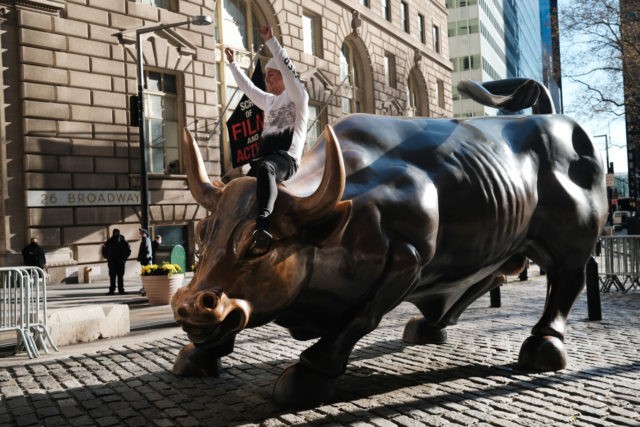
left=557, top=0, right=628, bottom=173
left=561, top=79, right=628, bottom=174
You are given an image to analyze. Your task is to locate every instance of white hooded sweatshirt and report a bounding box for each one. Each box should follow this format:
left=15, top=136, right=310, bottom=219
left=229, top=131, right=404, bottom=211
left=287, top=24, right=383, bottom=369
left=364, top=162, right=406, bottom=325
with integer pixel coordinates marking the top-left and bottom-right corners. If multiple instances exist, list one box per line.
left=228, top=37, right=309, bottom=168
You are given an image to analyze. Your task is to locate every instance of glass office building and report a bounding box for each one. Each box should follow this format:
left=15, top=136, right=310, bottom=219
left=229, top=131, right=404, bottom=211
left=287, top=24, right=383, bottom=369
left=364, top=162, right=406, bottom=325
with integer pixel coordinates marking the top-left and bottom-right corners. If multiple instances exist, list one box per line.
left=448, top=0, right=543, bottom=117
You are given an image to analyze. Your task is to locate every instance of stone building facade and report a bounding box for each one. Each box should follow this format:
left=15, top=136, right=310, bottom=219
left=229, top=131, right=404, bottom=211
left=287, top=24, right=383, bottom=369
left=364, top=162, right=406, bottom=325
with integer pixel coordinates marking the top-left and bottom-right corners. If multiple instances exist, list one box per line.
left=0, top=0, right=451, bottom=282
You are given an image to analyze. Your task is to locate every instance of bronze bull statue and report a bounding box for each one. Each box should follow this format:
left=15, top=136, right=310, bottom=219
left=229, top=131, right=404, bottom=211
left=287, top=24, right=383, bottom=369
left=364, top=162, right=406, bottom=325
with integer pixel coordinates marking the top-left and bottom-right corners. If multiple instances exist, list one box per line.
left=171, top=79, right=608, bottom=407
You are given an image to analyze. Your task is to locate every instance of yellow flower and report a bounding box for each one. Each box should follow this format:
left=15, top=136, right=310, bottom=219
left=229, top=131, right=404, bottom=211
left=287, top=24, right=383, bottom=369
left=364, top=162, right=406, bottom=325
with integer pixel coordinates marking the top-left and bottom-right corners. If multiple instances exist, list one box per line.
left=140, top=262, right=183, bottom=276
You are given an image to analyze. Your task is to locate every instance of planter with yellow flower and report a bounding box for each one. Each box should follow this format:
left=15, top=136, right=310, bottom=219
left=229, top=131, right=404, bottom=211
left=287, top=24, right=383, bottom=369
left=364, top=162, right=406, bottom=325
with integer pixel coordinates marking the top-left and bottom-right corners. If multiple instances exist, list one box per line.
left=140, top=263, right=185, bottom=305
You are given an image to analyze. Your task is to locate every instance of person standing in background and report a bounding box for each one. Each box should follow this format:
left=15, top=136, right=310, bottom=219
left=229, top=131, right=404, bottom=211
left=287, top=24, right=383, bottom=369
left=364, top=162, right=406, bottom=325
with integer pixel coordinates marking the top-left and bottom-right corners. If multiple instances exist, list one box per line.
left=102, top=229, right=131, bottom=295
left=21, top=237, right=46, bottom=269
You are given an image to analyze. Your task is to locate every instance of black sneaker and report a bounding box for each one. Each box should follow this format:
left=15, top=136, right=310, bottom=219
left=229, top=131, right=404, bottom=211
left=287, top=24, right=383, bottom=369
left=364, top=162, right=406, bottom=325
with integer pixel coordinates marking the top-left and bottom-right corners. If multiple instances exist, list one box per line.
left=118, top=290, right=126, bottom=295
left=249, top=229, right=272, bottom=256
left=106, top=291, right=115, bottom=296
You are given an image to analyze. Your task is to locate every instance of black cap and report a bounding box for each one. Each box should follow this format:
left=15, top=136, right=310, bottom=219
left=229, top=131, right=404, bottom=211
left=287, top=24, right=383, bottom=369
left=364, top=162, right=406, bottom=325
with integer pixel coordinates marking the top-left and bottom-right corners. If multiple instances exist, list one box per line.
left=139, top=228, right=149, bottom=236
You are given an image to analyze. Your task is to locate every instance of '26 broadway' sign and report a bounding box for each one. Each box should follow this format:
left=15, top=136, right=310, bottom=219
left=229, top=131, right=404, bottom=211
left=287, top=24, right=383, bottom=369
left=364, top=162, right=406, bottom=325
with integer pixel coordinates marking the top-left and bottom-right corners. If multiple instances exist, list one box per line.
left=27, top=190, right=140, bottom=207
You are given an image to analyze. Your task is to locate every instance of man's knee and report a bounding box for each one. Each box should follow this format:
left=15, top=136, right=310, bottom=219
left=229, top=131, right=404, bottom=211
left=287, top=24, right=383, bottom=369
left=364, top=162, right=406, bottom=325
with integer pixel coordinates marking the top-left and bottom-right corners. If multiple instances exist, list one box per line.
left=255, top=161, right=277, bottom=179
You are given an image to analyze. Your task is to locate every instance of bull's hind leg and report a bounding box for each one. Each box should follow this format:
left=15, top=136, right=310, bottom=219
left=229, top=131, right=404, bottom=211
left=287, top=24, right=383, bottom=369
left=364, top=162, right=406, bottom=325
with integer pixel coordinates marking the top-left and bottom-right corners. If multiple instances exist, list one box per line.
left=519, top=119, right=607, bottom=370
left=273, top=241, right=421, bottom=408
left=403, top=274, right=506, bottom=345
left=518, top=267, right=585, bottom=371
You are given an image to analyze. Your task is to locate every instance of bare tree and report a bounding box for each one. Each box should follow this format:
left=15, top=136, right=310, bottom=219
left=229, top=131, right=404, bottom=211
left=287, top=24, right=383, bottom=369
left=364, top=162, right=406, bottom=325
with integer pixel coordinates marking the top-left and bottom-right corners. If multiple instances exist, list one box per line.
left=559, top=0, right=634, bottom=119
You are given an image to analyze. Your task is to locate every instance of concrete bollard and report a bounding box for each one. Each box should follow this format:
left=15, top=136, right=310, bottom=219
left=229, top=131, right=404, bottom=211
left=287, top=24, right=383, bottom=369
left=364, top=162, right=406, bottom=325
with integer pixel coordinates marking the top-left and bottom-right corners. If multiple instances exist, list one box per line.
left=586, top=256, right=602, bottom=321
left=490, top=287, right=501, bottom=308
left=46, top=304, right=130, bottom=347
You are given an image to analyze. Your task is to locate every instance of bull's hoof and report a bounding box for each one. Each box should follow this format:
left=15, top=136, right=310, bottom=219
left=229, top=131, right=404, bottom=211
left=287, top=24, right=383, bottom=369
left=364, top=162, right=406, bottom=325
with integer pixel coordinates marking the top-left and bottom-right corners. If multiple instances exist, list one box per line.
left=402, top=317, right=448, bottom=344
left=273, top=363, right=335, bottom=408
left=518, top=335, right=566, bottom=372
left=172, top=342, right=222, bottom=377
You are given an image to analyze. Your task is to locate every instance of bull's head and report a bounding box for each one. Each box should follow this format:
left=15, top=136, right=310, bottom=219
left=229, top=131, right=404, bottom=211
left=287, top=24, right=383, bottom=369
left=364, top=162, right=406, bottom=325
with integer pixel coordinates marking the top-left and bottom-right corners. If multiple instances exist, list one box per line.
left=172, top=126, right=348, bottom=346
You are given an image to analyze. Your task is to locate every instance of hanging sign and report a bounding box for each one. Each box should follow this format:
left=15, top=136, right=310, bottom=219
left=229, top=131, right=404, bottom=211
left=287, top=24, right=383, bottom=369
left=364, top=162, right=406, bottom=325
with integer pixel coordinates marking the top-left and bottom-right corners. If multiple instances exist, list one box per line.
left=226, top=59, right=265, bottom=167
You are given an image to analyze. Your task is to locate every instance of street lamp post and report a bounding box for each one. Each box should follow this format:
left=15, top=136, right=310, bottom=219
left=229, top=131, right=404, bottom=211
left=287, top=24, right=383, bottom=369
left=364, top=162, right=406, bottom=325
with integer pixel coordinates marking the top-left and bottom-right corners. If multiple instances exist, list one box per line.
left=134, top=15, right=213, bottom=231
left=594, top=134, right=610, bottom=172
left=594, top=134, right=614, bottom=222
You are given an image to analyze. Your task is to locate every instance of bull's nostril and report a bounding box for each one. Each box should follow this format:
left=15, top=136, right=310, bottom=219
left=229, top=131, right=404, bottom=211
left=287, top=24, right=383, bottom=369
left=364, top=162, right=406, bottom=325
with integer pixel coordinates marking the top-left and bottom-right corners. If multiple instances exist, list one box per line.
left=201, top=293, right=217, bottom=309
left=177, top=307, right=188, bottom=318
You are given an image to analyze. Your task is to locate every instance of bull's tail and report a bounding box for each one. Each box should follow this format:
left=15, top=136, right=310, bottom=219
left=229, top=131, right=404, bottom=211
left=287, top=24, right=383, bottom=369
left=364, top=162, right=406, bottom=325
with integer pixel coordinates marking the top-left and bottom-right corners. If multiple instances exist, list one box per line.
left=458, top=78, right=555, bottom=114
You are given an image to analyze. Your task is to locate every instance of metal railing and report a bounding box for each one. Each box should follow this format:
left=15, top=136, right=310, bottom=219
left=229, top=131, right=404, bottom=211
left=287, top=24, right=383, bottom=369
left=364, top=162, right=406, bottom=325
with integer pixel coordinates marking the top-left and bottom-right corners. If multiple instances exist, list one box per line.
left=0, top=266, right=58, bottom=358
left=595, top=236, right=640, bottom=293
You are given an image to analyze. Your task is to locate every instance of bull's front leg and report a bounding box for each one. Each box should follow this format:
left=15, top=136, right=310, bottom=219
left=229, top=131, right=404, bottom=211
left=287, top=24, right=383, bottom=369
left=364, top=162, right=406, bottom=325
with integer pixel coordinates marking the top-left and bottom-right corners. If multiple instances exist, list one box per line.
left=273, top=241, right=421, bottom=408
left=172, top=336, right=235, bottom=377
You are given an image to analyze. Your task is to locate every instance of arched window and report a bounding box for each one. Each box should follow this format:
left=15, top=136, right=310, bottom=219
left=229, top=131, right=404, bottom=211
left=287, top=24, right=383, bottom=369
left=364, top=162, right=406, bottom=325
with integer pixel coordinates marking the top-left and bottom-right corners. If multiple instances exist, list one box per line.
left=406, top=75, right=418, bottom=116
left=218, top=0, right=266, bottom=111
left=219, top=0, right=262, bottom=53
left=216, top=0, right=269, bottom=174
left=340, top=42, right=363, bottom=114
left=406, top=69, right=429, bottom=117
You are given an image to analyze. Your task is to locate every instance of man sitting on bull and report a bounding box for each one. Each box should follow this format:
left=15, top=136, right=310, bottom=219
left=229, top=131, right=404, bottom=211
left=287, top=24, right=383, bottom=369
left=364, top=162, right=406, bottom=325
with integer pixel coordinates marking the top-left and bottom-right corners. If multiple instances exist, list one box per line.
left=225, top=25, right=309, bottom=256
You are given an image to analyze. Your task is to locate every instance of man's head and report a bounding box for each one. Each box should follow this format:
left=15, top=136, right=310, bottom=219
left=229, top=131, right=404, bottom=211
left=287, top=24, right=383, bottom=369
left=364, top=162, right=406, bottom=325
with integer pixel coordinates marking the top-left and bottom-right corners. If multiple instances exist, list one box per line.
left=30, top=237, right=38, bottom=244
left=139, top=228, right=149, bottom=237
left=265, top=59, right=284, bottom=95
left=112, top=229, right=121, bottom=237
left=155, top=235, right=162, bottom=243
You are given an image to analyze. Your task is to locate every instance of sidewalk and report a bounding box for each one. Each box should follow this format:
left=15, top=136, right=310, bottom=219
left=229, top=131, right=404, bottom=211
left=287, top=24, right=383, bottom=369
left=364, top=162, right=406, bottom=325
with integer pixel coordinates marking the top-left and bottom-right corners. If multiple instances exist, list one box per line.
left=0, top=268, right=639, bottom=426
left=44, top=275, right=187, bottom=330
left=0, top=274, right=185, bottom=357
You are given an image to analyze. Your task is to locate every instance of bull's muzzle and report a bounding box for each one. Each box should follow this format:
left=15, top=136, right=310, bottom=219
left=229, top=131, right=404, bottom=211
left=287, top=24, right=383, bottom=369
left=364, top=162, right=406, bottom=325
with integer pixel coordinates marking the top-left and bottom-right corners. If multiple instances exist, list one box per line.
left=171, top=287, right=252, bottom=344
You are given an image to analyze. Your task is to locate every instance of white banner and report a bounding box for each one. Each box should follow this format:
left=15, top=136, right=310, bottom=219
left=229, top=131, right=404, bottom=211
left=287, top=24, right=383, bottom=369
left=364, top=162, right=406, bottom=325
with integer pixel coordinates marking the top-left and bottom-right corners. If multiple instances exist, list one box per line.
left=27, top=190, right=141, bottom=207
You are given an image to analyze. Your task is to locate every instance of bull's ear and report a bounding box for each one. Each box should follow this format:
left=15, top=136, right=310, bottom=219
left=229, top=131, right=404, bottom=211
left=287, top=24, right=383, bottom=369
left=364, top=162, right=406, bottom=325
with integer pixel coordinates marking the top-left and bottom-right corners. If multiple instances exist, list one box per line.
left=304, top=200, right=353, bottom=246
left=183, top=128, right=223, bottom=211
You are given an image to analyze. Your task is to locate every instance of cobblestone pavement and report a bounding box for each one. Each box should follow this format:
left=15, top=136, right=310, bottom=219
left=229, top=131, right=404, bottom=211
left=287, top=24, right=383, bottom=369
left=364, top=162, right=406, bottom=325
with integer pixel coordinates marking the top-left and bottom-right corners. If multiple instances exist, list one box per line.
left=1, top=273, right=639, bottom=426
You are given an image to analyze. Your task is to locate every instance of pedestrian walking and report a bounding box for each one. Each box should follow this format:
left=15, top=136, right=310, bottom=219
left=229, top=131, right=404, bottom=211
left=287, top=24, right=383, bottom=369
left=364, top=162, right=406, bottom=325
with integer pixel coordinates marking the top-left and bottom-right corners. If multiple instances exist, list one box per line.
left=137, top=228, right=153, bottom=296
left=152, top=234, right=162, bottom=263
left=102, top=229, right=131, bottom=295
left=137, top=228, right=153, bottom=266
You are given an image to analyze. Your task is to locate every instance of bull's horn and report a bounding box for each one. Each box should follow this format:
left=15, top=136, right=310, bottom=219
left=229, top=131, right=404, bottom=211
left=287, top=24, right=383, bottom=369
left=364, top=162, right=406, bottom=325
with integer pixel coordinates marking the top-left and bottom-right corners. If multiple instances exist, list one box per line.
left=293, top=125, right=346, bottom=222
left=183, top=128, right=223, bottom=211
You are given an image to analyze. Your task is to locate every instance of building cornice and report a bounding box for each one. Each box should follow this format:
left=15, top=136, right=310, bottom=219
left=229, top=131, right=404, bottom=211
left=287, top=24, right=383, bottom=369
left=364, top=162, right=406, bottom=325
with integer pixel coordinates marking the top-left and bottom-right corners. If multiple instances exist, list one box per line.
left=2, top=0, right=64, bottom=13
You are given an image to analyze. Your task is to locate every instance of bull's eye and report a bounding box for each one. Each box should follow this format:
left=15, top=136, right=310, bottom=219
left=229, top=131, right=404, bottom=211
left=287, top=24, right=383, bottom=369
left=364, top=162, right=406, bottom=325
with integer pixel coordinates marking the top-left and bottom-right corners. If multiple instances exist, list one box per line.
left=244, top=237, right=272, bottom=258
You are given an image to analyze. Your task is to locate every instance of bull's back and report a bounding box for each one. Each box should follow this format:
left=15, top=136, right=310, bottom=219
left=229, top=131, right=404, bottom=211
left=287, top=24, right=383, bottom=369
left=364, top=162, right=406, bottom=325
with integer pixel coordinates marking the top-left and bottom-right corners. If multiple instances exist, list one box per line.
left=288, top=113, right=604, bottom=274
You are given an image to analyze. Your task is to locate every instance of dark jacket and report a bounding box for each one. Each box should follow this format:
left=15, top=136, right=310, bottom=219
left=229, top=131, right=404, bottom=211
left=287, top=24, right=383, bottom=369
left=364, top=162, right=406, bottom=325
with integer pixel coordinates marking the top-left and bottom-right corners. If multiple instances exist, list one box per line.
left=137, top=236, right=153, bottom=265
left=102, top=235, right=131, bottom=264
left=22, top=242, right=46, bottom=268
left=152, top=240, right=160, bottom=263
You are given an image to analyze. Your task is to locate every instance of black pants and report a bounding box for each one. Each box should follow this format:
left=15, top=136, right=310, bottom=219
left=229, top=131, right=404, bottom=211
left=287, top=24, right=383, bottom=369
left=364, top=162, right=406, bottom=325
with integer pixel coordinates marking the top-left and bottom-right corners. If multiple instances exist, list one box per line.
left=247, top=152, right=297, bottom=223
left=108, top=261, right=125, bottom=293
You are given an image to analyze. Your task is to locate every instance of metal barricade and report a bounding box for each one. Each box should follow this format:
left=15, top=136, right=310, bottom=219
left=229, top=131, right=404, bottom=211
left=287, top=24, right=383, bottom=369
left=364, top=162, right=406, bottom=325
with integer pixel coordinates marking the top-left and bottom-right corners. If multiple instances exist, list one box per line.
left=597, top=236, right=640, bottom=293
left=0, top=266, right=58, bottom=358
left=21, top=267, right=58, bottom=354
